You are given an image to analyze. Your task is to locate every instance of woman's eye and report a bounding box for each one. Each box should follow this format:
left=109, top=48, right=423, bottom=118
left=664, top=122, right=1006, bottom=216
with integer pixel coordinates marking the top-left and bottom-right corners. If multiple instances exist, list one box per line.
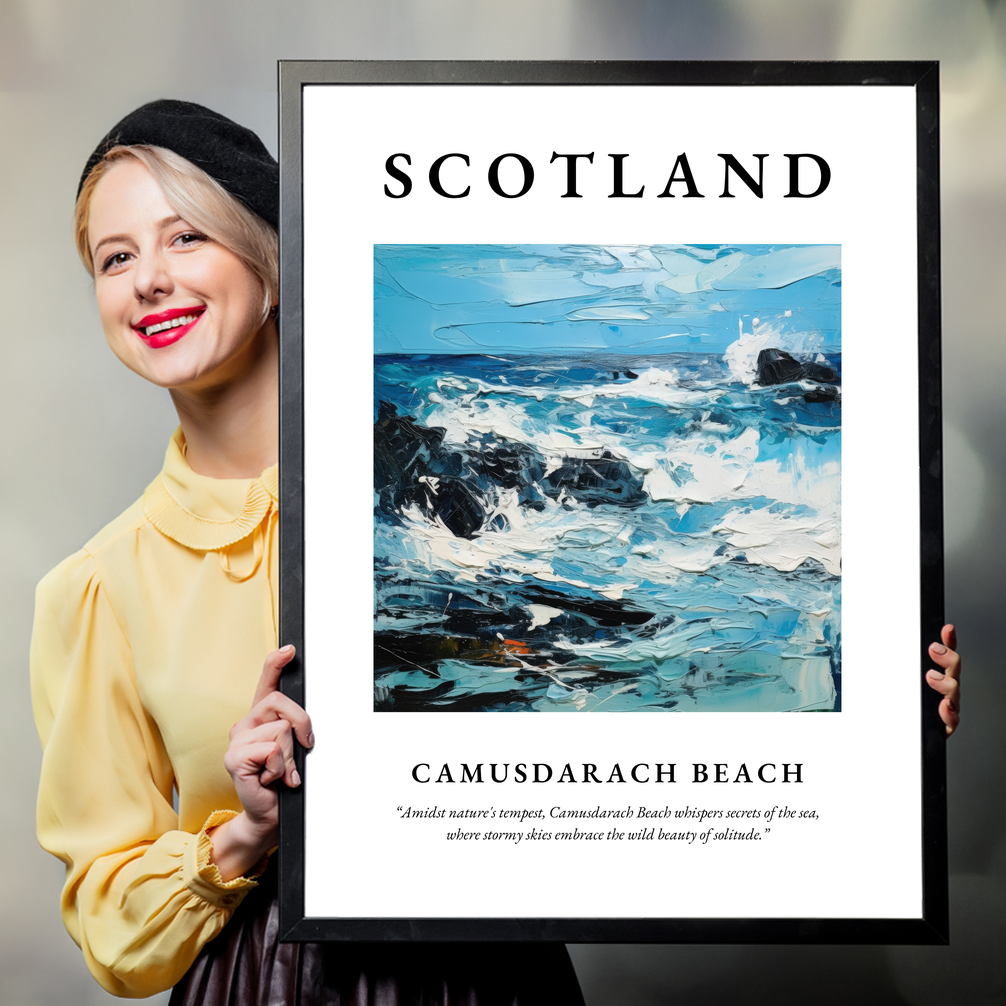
left=101, top=251, right=132, bottom=272
left=173, top=231, right=208, bottom=248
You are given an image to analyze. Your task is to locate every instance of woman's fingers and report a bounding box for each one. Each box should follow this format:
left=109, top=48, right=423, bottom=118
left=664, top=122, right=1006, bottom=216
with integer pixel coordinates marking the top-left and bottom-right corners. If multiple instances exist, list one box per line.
left=928, top=637, right=961, bottom=683
left=259, top=742, right=289, bottom=787
left=924, top=677, right=960, bottom=736
left=224, top=738, right=287, bottom=787
left=927, top=623, right=961, bottom=737
left=255, top=691, right=313, bottom=749
left=926, top=669, right=960, bottom=736
left=252, top=644, right=296, bottom=707
left=926, top=668, right=959, bottom=704
left=223, top=645, right=311, bottom=817
left=240, top=644, right=314, bottom=749
left=929, top=644, right=960, bottom=678
left=230, top=719, right=302, bottom=788
left=941, top=623, right=958, bottom=654
left=232, top=689, right=314, bottom=750
left=942, top=699, right=961, bottom=736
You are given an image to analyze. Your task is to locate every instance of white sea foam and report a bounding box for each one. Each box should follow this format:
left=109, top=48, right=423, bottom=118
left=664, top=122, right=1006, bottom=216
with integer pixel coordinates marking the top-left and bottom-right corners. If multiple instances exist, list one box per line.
left=450, top=367, right=723, bottom=412
left=724, top=329, right=771, bottom=385
left=642, top=427, right=840, bottom=513
left=382, top=459, right=840, bottom=604
left=712, top=504, right=841, bottom=576
left=560, top=368, right=722, bottom=410
left=526, top=604, right=563, bottom=629
left=403, top=358, right=841, bottom=586
left=425, top=378, right=724, bottom=476
left=393, top=490, right=605, bottom=588
left=722, top=316, right=833, bottom=386
left=425, top=386, right=839, bottom=521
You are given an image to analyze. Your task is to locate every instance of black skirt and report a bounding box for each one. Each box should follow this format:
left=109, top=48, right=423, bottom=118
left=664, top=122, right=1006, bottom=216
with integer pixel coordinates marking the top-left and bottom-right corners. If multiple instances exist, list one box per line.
left=169, top=869, right=585, bottom=1006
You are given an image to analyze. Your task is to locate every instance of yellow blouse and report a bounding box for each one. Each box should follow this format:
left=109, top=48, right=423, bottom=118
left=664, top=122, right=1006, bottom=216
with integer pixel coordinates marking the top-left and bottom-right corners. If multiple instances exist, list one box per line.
left=31, top=428, right=279, bottom=998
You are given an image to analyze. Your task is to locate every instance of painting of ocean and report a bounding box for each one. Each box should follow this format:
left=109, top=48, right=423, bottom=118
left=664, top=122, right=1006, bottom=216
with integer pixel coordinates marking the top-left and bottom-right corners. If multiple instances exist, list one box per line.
left=373, top=245, right=841, bottom=712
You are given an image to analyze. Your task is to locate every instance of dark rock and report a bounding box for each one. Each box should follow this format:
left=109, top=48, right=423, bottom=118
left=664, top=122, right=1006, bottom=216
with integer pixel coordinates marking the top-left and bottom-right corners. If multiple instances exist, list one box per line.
left=521, top=586, right=655, bottom=627
left=803, top=360, right=838, bottom=383
left=374, top=402, right=547, bottom=539
left=374, top=403, right=484, bottom=536
left=803, top=387, right=839, bottom=403
left=756, top=348, right=805, bottom=386
left=427, top=479, right=485, bottom=537
left=541, top=451, right=647, bottom=507
left=756, top=348, right=839, bottom=388
left=374, top=402, right=647, bottom=536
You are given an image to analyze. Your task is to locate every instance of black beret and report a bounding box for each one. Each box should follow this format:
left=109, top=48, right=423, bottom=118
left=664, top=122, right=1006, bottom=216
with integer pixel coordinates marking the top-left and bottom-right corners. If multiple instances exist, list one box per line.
left=78, top=99, right=278, bottom=228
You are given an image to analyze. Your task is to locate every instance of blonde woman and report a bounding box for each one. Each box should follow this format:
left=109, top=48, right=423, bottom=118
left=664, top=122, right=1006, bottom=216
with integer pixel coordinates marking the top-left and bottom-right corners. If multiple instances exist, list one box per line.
left=32, top=100, right=585, bottom=1004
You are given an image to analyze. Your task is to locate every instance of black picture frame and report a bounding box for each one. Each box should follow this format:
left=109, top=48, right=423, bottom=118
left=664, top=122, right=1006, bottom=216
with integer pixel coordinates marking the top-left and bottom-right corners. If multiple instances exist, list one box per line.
left=277, top=60, right=945, bottom=944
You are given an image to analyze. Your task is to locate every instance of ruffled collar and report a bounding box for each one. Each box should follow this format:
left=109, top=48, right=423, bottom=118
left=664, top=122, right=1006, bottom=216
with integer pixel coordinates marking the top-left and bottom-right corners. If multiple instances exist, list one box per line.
left=143, top=428, right=278, bottom=551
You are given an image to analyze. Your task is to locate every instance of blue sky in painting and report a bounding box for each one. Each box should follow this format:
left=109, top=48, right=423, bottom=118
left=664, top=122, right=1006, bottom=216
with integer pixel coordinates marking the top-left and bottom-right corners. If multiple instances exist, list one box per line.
left=375, top=244, right=841, bottom=356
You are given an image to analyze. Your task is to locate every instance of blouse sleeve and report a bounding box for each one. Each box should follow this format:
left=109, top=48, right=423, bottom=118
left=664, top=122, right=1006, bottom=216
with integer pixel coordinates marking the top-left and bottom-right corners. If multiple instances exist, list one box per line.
left=30, top=549, right=262, bottom=998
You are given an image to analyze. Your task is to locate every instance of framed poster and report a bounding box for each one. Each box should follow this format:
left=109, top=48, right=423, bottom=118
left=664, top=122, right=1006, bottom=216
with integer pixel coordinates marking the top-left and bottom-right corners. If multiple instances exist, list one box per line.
left=277, top=61, right=946, bottom=943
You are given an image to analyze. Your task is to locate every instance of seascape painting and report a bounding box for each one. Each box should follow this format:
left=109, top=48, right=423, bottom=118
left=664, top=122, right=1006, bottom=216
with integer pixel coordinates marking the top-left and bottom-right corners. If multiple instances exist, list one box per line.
left=373, top=244, right=841, bottom=712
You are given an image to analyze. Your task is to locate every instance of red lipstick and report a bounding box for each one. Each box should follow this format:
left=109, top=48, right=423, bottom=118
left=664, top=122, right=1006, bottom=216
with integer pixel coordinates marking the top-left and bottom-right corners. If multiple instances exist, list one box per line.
left=132, top=306, right=205, bottom=349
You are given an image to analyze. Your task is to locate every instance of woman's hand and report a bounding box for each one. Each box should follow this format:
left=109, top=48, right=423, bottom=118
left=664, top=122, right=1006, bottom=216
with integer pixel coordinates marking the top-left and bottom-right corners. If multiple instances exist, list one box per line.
left=926, top=624, right=961, bottom=737
left=209, top=645, right=314, bottom=881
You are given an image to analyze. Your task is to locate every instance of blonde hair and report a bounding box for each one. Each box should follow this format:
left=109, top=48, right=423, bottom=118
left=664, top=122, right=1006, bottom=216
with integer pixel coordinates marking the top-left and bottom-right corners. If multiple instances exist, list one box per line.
left=75, top=145, right=278, bottom=323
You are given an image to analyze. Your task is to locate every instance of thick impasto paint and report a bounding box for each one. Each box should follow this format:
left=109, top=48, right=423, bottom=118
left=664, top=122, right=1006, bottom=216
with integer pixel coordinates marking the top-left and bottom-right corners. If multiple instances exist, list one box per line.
left=373, top=245, right=841, bottom=712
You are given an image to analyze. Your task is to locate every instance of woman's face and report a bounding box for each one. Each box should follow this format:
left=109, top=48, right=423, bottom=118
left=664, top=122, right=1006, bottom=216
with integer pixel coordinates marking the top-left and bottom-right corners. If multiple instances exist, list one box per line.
left=87, top=158, right=269, bottom=392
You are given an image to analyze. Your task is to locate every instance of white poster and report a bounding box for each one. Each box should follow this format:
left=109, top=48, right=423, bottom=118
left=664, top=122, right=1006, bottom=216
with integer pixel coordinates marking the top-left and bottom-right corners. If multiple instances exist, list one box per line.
left=283, top=64, right=944, bottom=942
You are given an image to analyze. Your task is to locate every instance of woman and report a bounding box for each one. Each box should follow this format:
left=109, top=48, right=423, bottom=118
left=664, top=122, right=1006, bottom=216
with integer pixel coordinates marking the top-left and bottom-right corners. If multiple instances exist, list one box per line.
left=31, top=100, right=585, bottom=1003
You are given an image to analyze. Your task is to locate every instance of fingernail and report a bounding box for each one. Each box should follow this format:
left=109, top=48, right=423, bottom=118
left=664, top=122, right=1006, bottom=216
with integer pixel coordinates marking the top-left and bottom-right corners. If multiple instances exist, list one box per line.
left=291, top=768, right=301, bottom=787
left=307, top=732, right=315, bottom=748
left=928, top=670, right=944, bottom=680
left=280, top=644, right=295, bottom=654
left=931, top=643, right=947, bottom=655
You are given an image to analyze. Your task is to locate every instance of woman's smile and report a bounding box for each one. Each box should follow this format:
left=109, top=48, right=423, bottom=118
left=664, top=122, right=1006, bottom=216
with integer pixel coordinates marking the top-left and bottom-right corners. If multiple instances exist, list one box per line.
left=133, top=306, right=207, bottom=348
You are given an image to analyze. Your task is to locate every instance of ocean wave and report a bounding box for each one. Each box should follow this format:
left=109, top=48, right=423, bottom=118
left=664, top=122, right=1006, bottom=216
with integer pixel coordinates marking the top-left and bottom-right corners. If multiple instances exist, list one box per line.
left=374, top=351, right=840, bottom=712
left=423, top=390, right=839, bottom=520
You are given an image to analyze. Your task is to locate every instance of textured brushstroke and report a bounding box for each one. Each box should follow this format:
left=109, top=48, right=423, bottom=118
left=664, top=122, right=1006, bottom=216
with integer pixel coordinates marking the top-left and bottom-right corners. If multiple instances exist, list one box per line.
left=373, top=245, right=841, bottom=712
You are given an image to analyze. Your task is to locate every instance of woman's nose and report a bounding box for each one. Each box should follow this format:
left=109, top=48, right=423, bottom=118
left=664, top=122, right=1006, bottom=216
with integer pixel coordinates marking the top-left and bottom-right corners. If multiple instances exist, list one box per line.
left=133, top=249, right=173, bottom=302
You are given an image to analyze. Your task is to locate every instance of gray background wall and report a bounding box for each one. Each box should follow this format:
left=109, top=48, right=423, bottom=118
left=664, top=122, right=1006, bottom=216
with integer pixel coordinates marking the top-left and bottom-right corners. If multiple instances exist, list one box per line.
left=1, top=1, right=1002, bottom=1003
